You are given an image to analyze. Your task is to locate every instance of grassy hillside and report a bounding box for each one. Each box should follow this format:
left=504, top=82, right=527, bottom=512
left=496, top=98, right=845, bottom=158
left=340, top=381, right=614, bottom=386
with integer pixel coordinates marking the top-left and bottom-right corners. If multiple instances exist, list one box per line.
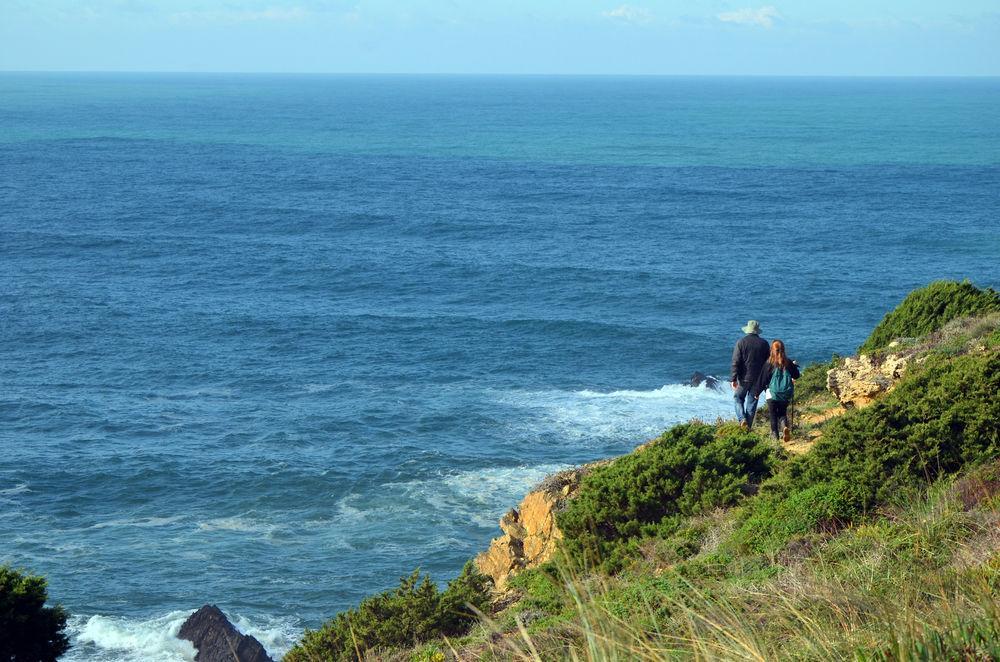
left=285, top=282, right=1000, bottom=661
left=860, top=280, right=1000, bottom=354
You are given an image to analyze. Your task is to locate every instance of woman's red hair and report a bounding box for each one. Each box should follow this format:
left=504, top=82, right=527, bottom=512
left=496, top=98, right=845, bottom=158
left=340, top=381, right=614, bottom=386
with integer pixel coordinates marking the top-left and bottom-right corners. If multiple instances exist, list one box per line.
left=769, top=339, right=791, bottom=369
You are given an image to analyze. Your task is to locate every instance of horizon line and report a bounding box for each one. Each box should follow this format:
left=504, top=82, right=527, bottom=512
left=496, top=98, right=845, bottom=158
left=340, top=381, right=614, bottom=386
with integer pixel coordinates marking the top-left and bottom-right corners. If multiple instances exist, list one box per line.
left=2, top=70, right=999, bottom=79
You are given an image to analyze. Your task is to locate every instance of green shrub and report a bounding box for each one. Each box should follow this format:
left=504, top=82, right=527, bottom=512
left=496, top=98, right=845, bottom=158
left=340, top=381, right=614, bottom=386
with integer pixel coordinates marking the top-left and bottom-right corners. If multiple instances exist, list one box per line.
left=0, top=566, right=69, bottom=662
left=284, top=562, right=490, bottom=662
left=734, top=481, right=865, bottom=554
left=792, top=357, right=840, bottom=403
left=556, top=423, right=779, bottom=572
left=790, top=351, right=999, bottom=502
left=734, top=350, right=1000, bottom=554
left=434, top=561, right=491, bottom=634
left=507, top=568, right=571, bottom=617
left=860, top=280, right=1000, bottom=353
left=867, top=618, right=1000, bottom=661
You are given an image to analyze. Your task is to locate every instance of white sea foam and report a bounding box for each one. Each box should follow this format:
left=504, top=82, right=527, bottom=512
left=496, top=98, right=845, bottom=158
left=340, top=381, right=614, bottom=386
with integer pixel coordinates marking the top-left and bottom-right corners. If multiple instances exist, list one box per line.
left=327, top=382, right=730, bottom=534
left=65, top=609, right=299, bottom=662
left=67, top=611, right=196, bottom=662
left=335, top=463, right=571, bottom=530
left=0, top=482, right=30, bottom=496
left=89, top=515, right=186, bottom=530
left=414, top=463, right=572, bottom=527
left=229, top=613, right=300, bottom=658
left=301, top=383, right=338, bottom=393
left=440, top=463, right=571, bottom=506
left=197, top=516, right=275, bottom=534
left=500, top=381, right=732, bottom=444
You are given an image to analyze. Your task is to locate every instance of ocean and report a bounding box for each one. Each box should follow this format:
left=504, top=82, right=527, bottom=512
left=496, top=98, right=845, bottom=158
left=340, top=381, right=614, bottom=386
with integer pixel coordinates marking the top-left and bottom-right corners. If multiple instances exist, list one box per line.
left=1, top=74, right=998, bottom=660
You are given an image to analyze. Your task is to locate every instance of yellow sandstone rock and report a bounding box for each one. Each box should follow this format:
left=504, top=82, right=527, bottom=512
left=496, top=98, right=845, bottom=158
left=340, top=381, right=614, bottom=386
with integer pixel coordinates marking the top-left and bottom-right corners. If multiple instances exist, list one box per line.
left=826, top=353, right=909, bottom=409
left=474, top=468, right=586, bottom=592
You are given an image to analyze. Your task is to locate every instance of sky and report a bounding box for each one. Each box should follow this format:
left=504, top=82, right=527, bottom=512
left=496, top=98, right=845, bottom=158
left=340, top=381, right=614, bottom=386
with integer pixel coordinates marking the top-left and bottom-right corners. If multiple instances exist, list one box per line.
left=1, top=0, right=999, bottom=75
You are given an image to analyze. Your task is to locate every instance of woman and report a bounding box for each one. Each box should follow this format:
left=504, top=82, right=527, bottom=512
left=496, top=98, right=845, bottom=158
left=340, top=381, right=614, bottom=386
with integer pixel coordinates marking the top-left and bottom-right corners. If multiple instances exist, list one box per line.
left=754, top=339, right=800, bottom=442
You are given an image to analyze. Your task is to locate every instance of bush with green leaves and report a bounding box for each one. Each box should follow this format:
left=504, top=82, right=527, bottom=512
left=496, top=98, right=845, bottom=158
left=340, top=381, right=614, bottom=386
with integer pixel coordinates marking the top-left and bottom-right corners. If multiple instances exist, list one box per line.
left=284, top=562, right=489, bottom=662
left=556, top=423, right=779, bottom=572
left=735, top=349, right=1000, bottom=553
left=860, top=280, right=1000, bottom=353
left=0, top=566, right=69, bottom=662
left=506, top=568, right=571, bottom=618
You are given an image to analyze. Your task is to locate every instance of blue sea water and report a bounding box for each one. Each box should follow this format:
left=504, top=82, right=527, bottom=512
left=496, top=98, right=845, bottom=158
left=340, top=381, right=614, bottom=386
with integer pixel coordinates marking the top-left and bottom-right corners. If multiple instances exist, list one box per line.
left=1, top=74, right=999, bottom=660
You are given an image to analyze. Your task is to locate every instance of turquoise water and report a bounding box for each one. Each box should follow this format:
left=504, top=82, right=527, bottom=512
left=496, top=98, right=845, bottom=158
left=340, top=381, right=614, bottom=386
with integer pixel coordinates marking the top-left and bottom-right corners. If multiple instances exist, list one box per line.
left=1, top=74, right=998, bottom=660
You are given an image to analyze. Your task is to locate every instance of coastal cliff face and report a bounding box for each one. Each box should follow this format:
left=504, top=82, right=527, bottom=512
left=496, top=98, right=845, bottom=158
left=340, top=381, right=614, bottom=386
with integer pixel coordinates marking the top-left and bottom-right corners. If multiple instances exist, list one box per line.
left=474, top=468, right=585, bottom=592
left=475, top=454, right=638, bottom=593
left=475, top=445, right=660, bottom=592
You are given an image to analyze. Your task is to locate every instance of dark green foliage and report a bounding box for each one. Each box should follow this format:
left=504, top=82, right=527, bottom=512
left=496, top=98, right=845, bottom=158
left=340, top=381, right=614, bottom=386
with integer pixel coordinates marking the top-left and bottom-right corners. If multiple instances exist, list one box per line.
left=557, top=423, right=778, bottom=572
left=283, top=562, right=490, bottom=662
left=860, top=280, right=1000, bottom=353
left=735, top=350, right=1000, bottom=554
left=0, top=566, right=69, bottom=662
left=791, top=351, right=999, bottom=504
left=435, top=561, right=491, bottom=634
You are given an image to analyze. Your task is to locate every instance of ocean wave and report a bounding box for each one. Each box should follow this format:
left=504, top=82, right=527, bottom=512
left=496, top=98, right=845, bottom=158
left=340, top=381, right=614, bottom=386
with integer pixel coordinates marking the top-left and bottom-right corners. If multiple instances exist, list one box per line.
left=196, top=516, right=276, bottom=534
left=0, top=482, right=31, bottom=505
left=0, top=482, right=31, bottom=496
left=499, top=381, right=733, bottom=444
left=67, top=611, right=196, bottom=662
left=88, top=515, right=186, bottom=530
left=417, top=463, right=572, bottom=527
left=576, top=382, right=724, bottom=399
left=65, top=609, right=299, bottom=662
left=335, top=463, right=571, bottom=529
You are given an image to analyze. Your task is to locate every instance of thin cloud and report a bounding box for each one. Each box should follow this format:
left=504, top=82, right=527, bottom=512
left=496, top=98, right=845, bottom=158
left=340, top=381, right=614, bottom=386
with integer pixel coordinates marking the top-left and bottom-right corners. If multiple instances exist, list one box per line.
left=602, top=4, right=653, bottom=25
left=717, top=6, right=780, bottom=28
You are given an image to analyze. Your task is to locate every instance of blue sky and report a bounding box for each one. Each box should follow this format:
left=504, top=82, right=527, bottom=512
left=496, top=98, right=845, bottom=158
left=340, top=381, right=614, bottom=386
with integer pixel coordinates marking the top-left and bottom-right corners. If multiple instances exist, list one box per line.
left=2, top=0, right=998, bottom=75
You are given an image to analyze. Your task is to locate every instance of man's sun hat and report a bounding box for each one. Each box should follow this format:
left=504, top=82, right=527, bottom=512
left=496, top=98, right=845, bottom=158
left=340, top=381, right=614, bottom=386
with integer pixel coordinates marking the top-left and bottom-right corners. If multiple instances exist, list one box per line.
left=742, top=320, right=761, bottom=334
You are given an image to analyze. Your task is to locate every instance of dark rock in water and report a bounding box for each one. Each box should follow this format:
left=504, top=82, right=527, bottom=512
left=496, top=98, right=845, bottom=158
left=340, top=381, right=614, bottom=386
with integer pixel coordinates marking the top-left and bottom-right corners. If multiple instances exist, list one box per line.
left=690, top=371, right=721, bottom=390
left=178, top=605, right=273, bottom=662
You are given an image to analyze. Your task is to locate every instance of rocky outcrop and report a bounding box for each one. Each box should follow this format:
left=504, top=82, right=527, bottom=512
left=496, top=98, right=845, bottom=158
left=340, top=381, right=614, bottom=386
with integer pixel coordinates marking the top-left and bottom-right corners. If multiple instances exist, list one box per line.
left=690, top=372, right=721, bottom=390
left=178, top=605, right=273, bottom=662
left=475, top=467, right=593, bottom=593
left=826, top=353, right=910, bottom=409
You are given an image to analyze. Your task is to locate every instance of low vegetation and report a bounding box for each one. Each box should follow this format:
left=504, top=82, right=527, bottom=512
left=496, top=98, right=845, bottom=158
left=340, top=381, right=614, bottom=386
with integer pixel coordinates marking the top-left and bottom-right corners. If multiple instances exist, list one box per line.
left=284, top=562, right=490, bottom=662
left=556, top=422, right=778, bottom=573
left=492, top=465, right=1000, bottom=661
left=860, top=280, right=1000, bottom=354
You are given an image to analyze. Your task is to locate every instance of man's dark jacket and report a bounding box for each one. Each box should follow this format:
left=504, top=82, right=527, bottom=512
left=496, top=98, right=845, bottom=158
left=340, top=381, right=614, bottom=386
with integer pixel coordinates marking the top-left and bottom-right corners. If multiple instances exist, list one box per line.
left=731, top=333, right=770, bottom=386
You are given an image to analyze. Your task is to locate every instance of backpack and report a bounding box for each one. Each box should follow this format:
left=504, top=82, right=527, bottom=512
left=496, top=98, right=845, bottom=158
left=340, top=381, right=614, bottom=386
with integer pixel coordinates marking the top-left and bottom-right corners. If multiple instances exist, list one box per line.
left=768, top=366, right=795, bottom=402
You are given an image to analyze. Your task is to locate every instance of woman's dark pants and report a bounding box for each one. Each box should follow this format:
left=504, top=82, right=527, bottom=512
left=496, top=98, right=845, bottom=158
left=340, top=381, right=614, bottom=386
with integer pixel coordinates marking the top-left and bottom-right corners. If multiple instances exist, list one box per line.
left=767, top=399, right=790, bottom=439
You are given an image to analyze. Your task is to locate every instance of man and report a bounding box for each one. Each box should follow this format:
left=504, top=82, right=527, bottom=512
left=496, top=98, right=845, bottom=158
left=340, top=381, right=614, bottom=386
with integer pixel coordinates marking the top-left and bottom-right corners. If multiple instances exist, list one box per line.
left=731, top=320, right=769, bottom=430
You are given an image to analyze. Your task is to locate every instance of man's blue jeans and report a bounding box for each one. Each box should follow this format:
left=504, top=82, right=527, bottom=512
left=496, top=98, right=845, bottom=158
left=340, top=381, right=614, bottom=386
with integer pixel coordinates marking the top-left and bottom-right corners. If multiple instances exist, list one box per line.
left=733, top=382, right=759, bottom=427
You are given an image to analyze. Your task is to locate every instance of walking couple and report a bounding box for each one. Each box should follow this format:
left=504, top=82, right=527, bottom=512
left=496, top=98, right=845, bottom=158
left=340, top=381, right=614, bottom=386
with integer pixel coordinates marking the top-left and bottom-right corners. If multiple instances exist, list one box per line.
left=730, top=320, right=800, bottom=441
